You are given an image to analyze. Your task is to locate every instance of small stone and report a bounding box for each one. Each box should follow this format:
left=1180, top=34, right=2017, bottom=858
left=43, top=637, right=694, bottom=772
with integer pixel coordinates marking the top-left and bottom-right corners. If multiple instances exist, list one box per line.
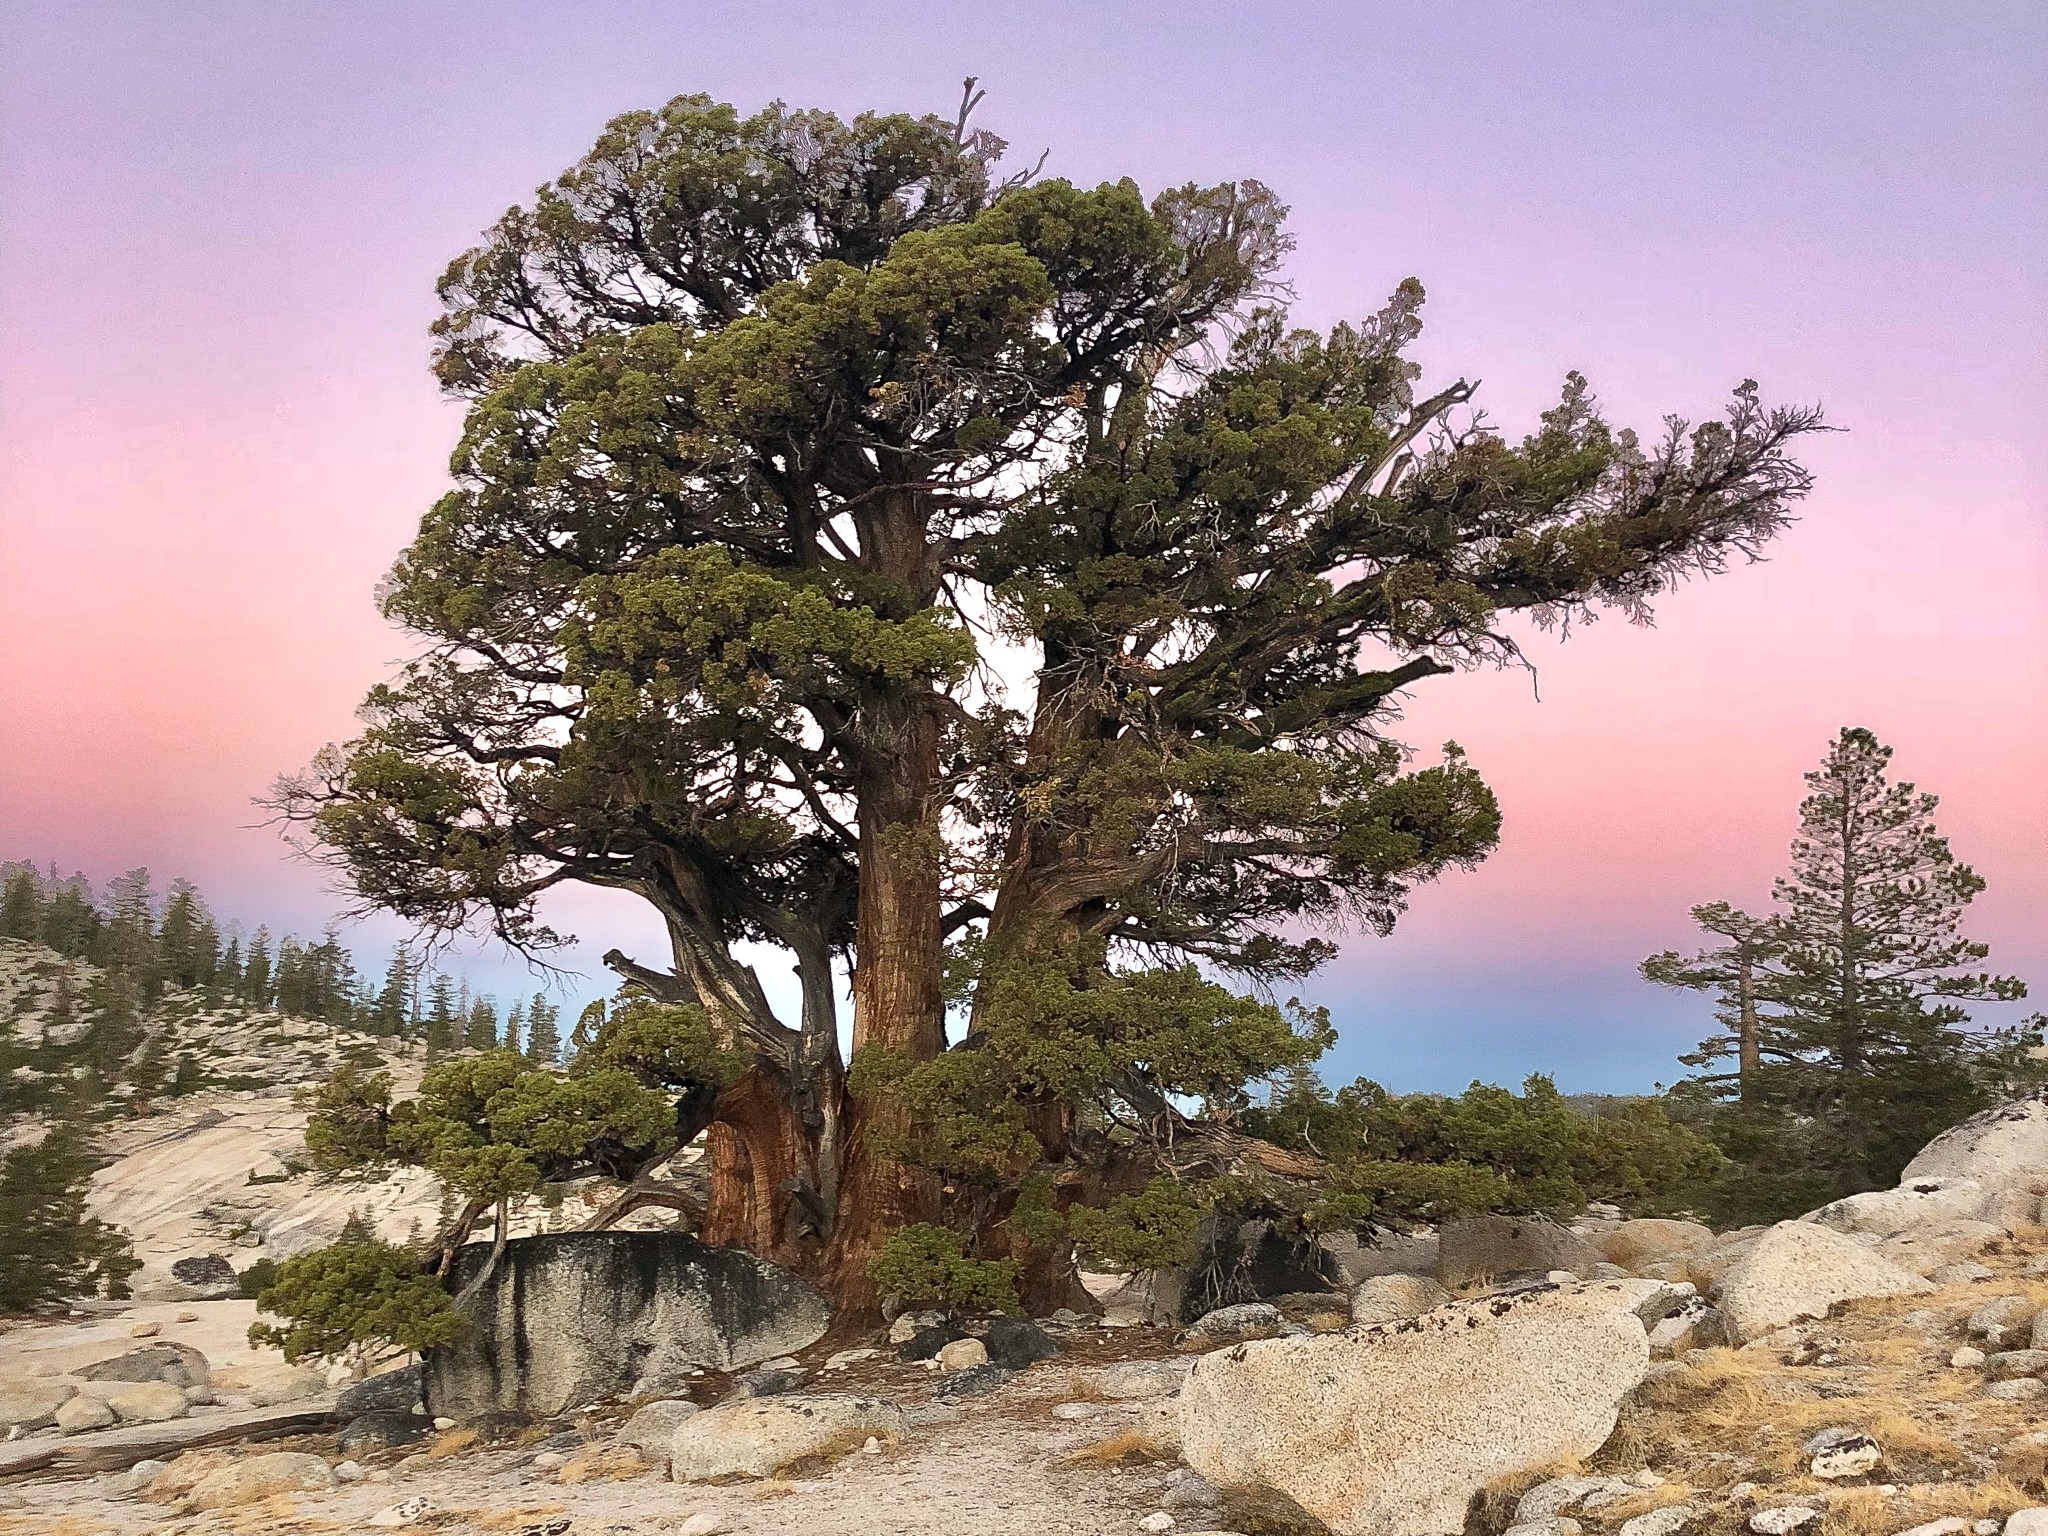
left=732, top=1366, right=805, bottom=1398
left=934, top=1363, right=1012, bottom=1399
left=1973, top=1524, right=2002, bottom=1536
left=862, top=1435, right=881, bottom=1453
left=1618, top=1510, right=1694, bottom=1536
left=174, top=1311, right=198, bottom=1323
left=2008, top=1512, right=2048, bottom=1536
left=1748, top=1508, right=1819, bottom=1535
left=119, top=1457, right=169, bottom=1492
left=129, top=1322, right=161, bottom=1338
left=1052, top=1401, right=1102, bottom=1420
left=432, top=1415, right=455, bottom=1429
left=55, top=1395, right=116, bottom=1433
left=1985, top=1377, right=2047, bottom=1401
left=1503, top=1521, right=1581, bottom=1536
left=530, top=1450, right=566, bottom=1469
left=888, top=1310, right=947, bottom=1346
left=676, top=1516, right=729, bottom=1536
left=369, top=1497, right=431, bottom=1528
left=1810, top=1433, right=1882, bottom=1480
left=935, top=1337, right=988, bottom=1372
left=1950, top=1346, right=1987, bottom=1368
left=1987, top=1349, right=2048, bottom=1378
left=1138, top=1515, right=1177, bottom=1534
left=1729, top=1482, right=1759, bottom=1501
left=1185, top=1302, right=1280, bottom=1337
left=984, top=1316, right=1059, bottom=1370
left=1969, top=1295, right=2035, bottom=1342
left=334, top=1460, right=363, bottom=1483
left=617, top=1397, right=701, bottom=1455
left=1891, top=1520, right=1968, bottom=1536
left=822, top=1348, right=880, bottom=1371
left=762, top=1356, right=799, bottom=1369
left=1930, top=1262, right=1994, bottom=1285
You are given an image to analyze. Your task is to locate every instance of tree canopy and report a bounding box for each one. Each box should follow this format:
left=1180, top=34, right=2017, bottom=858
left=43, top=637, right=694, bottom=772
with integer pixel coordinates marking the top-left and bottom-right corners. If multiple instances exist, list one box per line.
left=279, top=86, right=1825, bottom=1307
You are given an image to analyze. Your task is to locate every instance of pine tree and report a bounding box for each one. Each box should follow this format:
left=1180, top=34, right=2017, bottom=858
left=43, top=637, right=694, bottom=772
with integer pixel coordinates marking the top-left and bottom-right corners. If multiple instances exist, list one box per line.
left=0, top=1123, right=137, bottom=1308
left=374, top=944, right=415, bottom=1037
left=243, top=927, right=273, bottom=1008
left=1654, top=727, right=2029, bottom=1199
left=39, top=878, right=100, bottom=958
left=501, top=997, right=524, bottom=1058
left=0, top=867, right=41, bottom=940
left=423, top=975, right=457, bottom=1057
left=156, top=880, right=216, bottom=988
left=522, top=995, right=560, bottom=1064
left=462, top=996, right=497, bottom=1051
left=217, top=933, right=244, bottom=996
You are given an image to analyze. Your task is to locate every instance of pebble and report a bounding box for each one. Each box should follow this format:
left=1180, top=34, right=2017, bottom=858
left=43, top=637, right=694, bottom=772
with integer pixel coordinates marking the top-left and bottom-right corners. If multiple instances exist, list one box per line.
left=861, top=1436, right=881, bottom=1454
left=1617, top=1508, right=1694, bottom=1536
left=1890, top=1520, right=1969, bottom=1536
left=129, top=1322, right=160, bottom=1338
left=676, top=1515, right=729, bottom=1536
left=174, top=1311, right=198, bottom=1323
left=369, top=1497, right=431, bottom=1528
left=1748, top=1508, right=1819, bottom=1535
left=530, top=1451, right=566, bottom=1469
left=823, top=1348, right=881, bottom=1371
left=1810, top=1434, right=1882, bottom=1480
left=431, top=1416, right=456, bottom=1430
left=334, top=1460, right=363, bottom=1483
left=1138, top=1516, right=1177, bottom=1534
left=1950, top=1346, right=1987, bottom=1369
left=1052, top=1402, right=1103, bottom=1420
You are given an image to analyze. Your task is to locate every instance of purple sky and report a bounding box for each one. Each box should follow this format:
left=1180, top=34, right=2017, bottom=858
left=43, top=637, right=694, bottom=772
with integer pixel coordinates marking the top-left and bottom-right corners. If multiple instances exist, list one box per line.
left=2, top=2, right=2042, bottom=1092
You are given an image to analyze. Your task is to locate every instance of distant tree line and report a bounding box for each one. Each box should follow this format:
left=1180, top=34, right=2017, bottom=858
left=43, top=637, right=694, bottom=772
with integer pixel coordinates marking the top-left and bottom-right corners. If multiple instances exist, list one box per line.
left=0, top=862, right=562, bottom=1063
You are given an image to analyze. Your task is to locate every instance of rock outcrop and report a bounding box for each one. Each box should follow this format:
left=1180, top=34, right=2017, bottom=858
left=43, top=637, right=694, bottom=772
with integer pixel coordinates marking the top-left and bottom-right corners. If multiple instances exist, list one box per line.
left=1178, top=1279, right=1658, bottom=1535
left=668, top=1394, right=907, bottom=1480
left=1437, top=1214, right=1601, bottom=1287
left=1714, top=1221, right=1931, bottom=1340
left=423, top=1231, right=831, bottom=1419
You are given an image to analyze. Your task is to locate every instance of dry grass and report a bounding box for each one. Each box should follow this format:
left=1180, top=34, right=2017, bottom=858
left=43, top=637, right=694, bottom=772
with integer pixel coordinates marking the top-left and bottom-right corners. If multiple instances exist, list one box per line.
left=425, top=1426, right=480, bottom=1459
left=1820, top=1478, right=2036, bottom=1535
left=555, top=1445, right=646, bottom=1483
left=466, top=1503, right=568, bottom=1531
left=1056, top=1369, right=1108, bottom=1403
left=1065, top=1428, right=1159, bottom=1465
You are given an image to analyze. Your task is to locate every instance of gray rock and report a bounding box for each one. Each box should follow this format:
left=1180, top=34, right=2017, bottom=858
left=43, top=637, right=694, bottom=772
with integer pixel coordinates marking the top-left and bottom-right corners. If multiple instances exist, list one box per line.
left=668, top=1394, right=908, bottom=1481
left=1716, top=1222, right=1931, bottom=1340
left=1437, top=1214, right=1601, bottom=1288
left=1808, top=1432, right=1881, bottom=1479
left=1181, top=1278, right=1662, bottom=1536
left=1186, top=1302, right=1280, bottom=1337
left=1516, top=1474, right=1637, bottom=1522
left=1504, top=1522, right=1582, bottom=1536
left=1970, top=1295, right=2036, bottom=1342
left=886, top=1310, right=947, bottom=1346
left=186, top=1451, right=335, bottom=1510
left=933, top=1363, right=1012, bottom=1398
left=78, top=1341, right=210, bottom=1388
left=1986, top=1376, right=2048, bottom=1401
left=898, top=1323, right=963, bottom=1361
left=1931, top=1262, right=1995, bottom=1284
left=1161, top=1467, right=1223, bottom=1512
left=55, top=1394, right=116, bottom=1433
left=2005, top=1511, right=2048, bottom=1536
left=1617, top=1507, right=1694, bottom=1536
left=1324, top=1227, right=1439, bottom=1284
left=1349, top=1274, right=1450, bottom=1326
left=984, top=1317, right=1058, bottom=1370
left=618, top=1397, right=701, bottom=1456
left=1987, top=1349, right=2048, bottom=1377
left=0, top=1379, right=76, bottom=1430
left=337, top=1363, right=422, bottom=1416
left=732, top=1366, right=806, bottom=1398
left=1748, top=1509, right=1818, bottom=1535
left=339, top=1410, right=431, bottom=1453
left=102, top=1380, right=189, bottom=1423
left=246, top=1367, right=325, bottom=1407
left=1596, top=1219, right=1714, bottom=1273
left=1900, top=1098, right=2048, bottom=1189
left=424, top=1231, right=831, bottom=1419
left=169, top=1254, right=240, bottom=1299
left=2034, top=1308, right=2048, bottom=1350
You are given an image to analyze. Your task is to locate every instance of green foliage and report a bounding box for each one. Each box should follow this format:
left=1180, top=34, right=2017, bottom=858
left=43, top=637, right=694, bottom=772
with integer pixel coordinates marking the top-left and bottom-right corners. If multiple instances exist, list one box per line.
left=386, top=1049, right=674, bottom=1201
left=1243, top=1070, right=1725, bottom=1225
left=248, top=1233, right=465, bottom=1364
left=300, top=1065, right=395, bottom=1173
left=865, top=1223, right=1021, bottom=1315
left=574, top=998, right=748, bottom=1090
left=1067, top=1178, right=1213, bottom=1272
left=0, top=1124, right=138, bottom=1310
left=235, top=1256, right=280, bottom=1299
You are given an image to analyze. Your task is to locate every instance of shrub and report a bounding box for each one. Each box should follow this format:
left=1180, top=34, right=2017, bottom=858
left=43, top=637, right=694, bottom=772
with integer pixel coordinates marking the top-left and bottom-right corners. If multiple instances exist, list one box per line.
left=248, top=1231, right=465, bottom=1365
left=866, top=1223, right=1021, bottom=1314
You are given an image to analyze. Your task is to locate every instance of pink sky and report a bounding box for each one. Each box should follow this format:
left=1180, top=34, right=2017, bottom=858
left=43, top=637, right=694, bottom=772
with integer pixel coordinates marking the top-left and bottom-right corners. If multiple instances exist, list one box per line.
left=1, top=2, right=2042, bottom=1090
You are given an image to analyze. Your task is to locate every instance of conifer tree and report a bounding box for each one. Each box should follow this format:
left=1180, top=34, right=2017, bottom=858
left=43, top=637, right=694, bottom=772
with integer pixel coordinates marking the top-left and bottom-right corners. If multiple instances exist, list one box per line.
left=423, top=975, right=457, bottom=1057
left=1650, top=727, right=2030, bottom=1198
left=38, top=877, right=99, bottom=958
left=522, top=996, right=560, bottom=1064
left=274, top=85, right=1824, bottom=1308
left=463, top=996, right=498, bottom=1051
left=0, top=867, right=40, bottom=940
left=374, top=944, right=415, bottom=1037
left=243, top=927, right=273, bottom=1007
left=217, top=933, right=244, bottom=996
left=501, top=997, right=524, bottom=1058
left=0, top=1125, right=137, bottom=1308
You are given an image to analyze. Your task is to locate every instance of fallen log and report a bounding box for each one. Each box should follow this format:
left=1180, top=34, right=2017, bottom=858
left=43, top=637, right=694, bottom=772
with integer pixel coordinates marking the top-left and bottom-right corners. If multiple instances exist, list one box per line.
left=0, top=1395, right=341, bottom=1480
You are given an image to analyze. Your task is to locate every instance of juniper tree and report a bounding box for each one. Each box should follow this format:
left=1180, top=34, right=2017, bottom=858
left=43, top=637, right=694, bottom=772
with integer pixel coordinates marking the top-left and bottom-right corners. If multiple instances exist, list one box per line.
left=1649, top=727, right=2031, bottom=1195
left=277, top=85, right=1824, bottom=1309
